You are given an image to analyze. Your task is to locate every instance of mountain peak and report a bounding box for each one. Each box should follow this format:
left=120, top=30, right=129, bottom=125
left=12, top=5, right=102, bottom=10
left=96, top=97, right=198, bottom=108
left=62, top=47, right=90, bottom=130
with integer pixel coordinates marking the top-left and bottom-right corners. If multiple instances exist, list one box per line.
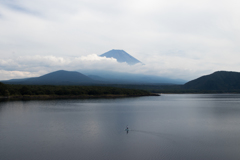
left=100, top=49, right=142, bottom=65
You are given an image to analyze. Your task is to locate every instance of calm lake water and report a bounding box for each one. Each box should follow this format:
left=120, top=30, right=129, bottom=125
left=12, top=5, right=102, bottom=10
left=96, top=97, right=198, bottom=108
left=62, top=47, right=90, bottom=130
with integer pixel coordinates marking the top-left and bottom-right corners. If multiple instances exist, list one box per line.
left=1, top=94, right=240, bottom=160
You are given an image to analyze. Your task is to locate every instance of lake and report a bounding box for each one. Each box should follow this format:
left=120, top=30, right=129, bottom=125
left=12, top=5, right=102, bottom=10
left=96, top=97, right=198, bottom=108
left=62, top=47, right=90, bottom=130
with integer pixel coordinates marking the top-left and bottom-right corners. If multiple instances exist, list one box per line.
left=1, top=94, right=240, bottom=160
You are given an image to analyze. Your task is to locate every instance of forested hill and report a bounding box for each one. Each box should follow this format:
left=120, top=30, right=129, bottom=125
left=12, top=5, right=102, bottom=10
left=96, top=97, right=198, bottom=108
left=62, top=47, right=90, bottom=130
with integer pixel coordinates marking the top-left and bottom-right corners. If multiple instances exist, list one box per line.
left=184, top=71, right=240, bottom=91
left=2, top=70, right=96, bottom=85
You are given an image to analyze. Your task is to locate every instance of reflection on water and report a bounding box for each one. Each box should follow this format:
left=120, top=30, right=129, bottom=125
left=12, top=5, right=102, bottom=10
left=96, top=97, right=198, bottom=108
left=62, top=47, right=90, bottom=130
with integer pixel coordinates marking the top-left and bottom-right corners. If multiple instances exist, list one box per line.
left=1, top=94, right=240, bottom=160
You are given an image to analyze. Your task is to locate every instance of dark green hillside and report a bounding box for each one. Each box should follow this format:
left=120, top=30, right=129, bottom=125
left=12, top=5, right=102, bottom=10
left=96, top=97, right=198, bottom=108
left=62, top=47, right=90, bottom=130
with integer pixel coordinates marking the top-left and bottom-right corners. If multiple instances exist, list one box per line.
left=184, top=71, right=240, bottom=91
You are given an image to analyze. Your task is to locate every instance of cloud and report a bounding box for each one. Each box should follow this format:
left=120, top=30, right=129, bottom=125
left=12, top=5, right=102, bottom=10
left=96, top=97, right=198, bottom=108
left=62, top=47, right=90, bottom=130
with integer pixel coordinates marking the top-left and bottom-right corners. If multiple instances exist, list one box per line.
left=0, top=70, right=39, bottom=80
left=1, top=0, right=240, bottom=80
left=0, top=54, right=119, bottom=80
left=0, top=0, right=39, bottom=16
left=0, top=53, right=238, bottom=81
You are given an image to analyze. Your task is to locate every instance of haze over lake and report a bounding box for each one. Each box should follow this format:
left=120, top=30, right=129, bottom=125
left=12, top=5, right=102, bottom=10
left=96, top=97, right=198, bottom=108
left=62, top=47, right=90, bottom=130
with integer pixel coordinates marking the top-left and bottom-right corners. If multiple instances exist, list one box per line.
left=1, top=94, right=240, bottom=160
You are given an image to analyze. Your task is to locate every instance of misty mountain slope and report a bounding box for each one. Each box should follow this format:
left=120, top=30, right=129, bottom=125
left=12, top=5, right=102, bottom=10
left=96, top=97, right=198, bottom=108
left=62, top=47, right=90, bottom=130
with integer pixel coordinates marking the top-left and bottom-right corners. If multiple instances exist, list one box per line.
left=100, top=49, right=142, bottom=65
left=184, top=71, right=240, bottom=90
left=81, top=70, right=186, bottom=84
left=2, top=70, right=186, bottom=85
left=87, top=75, right=106, bottom=81
left=2, top=70, right=96, bottom=85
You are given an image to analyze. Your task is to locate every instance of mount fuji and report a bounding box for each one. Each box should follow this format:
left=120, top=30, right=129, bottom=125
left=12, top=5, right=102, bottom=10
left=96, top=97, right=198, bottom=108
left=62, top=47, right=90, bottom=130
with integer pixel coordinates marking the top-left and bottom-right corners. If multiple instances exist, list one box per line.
left=100, top=49, right=142, bottom=65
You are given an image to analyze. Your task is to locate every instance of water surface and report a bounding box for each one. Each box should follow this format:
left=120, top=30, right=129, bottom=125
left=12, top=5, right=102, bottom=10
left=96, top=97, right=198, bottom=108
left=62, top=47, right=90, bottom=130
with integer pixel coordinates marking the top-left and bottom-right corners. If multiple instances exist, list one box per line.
left=1, top=94, right=240, bottom=160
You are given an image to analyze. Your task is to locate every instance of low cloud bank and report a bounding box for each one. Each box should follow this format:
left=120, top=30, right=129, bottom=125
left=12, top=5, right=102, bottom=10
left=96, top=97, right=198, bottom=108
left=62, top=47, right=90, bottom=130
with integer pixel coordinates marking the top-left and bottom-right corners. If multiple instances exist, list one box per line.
left=0, top=54, right=237, bottom=81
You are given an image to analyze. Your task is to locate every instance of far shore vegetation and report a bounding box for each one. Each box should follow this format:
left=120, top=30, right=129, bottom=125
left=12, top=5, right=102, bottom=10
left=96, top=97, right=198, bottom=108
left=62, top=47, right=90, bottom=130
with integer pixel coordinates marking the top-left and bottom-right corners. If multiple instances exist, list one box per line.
left=109, top=84, right=240, bottom=93
left=0, top=82, right=158, bottom=99
left=1, top=81, right=239, bottom=100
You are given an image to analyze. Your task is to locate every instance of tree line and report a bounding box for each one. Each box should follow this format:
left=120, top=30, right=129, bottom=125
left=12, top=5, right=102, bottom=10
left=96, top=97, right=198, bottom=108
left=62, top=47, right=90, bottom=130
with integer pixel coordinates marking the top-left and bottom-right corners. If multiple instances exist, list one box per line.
left=104, top=84, right=240, bottom=93
left=0, top=82, right=150, bottom=97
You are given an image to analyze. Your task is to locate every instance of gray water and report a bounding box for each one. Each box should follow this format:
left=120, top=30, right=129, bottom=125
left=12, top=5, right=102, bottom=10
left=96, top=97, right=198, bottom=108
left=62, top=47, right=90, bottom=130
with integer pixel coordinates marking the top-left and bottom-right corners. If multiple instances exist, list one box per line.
left=1, top=94, right=240, bottom=160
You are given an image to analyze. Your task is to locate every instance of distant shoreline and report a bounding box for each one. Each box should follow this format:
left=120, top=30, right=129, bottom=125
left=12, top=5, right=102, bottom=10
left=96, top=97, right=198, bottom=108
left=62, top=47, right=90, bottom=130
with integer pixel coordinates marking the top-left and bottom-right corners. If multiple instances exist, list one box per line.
left=0, top=93, right=160, bottom=100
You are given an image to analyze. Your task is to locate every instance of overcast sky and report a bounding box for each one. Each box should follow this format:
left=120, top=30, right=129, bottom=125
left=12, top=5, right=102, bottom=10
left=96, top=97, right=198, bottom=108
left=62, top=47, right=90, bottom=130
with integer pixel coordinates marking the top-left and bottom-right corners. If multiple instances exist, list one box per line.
left=1, top=0, right=240, bottom=81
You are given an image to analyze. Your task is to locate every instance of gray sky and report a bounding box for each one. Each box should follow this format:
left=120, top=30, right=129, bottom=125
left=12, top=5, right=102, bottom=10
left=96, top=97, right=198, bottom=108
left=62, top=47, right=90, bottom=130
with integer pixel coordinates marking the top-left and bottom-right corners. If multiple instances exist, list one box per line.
left=1, top=0, right=240, bottom=81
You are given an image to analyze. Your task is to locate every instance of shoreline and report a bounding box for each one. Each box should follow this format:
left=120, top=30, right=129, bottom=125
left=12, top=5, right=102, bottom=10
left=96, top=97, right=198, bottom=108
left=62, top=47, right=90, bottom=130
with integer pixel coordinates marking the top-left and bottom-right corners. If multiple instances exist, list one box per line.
left=0, top=93, right=160, bottom=100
